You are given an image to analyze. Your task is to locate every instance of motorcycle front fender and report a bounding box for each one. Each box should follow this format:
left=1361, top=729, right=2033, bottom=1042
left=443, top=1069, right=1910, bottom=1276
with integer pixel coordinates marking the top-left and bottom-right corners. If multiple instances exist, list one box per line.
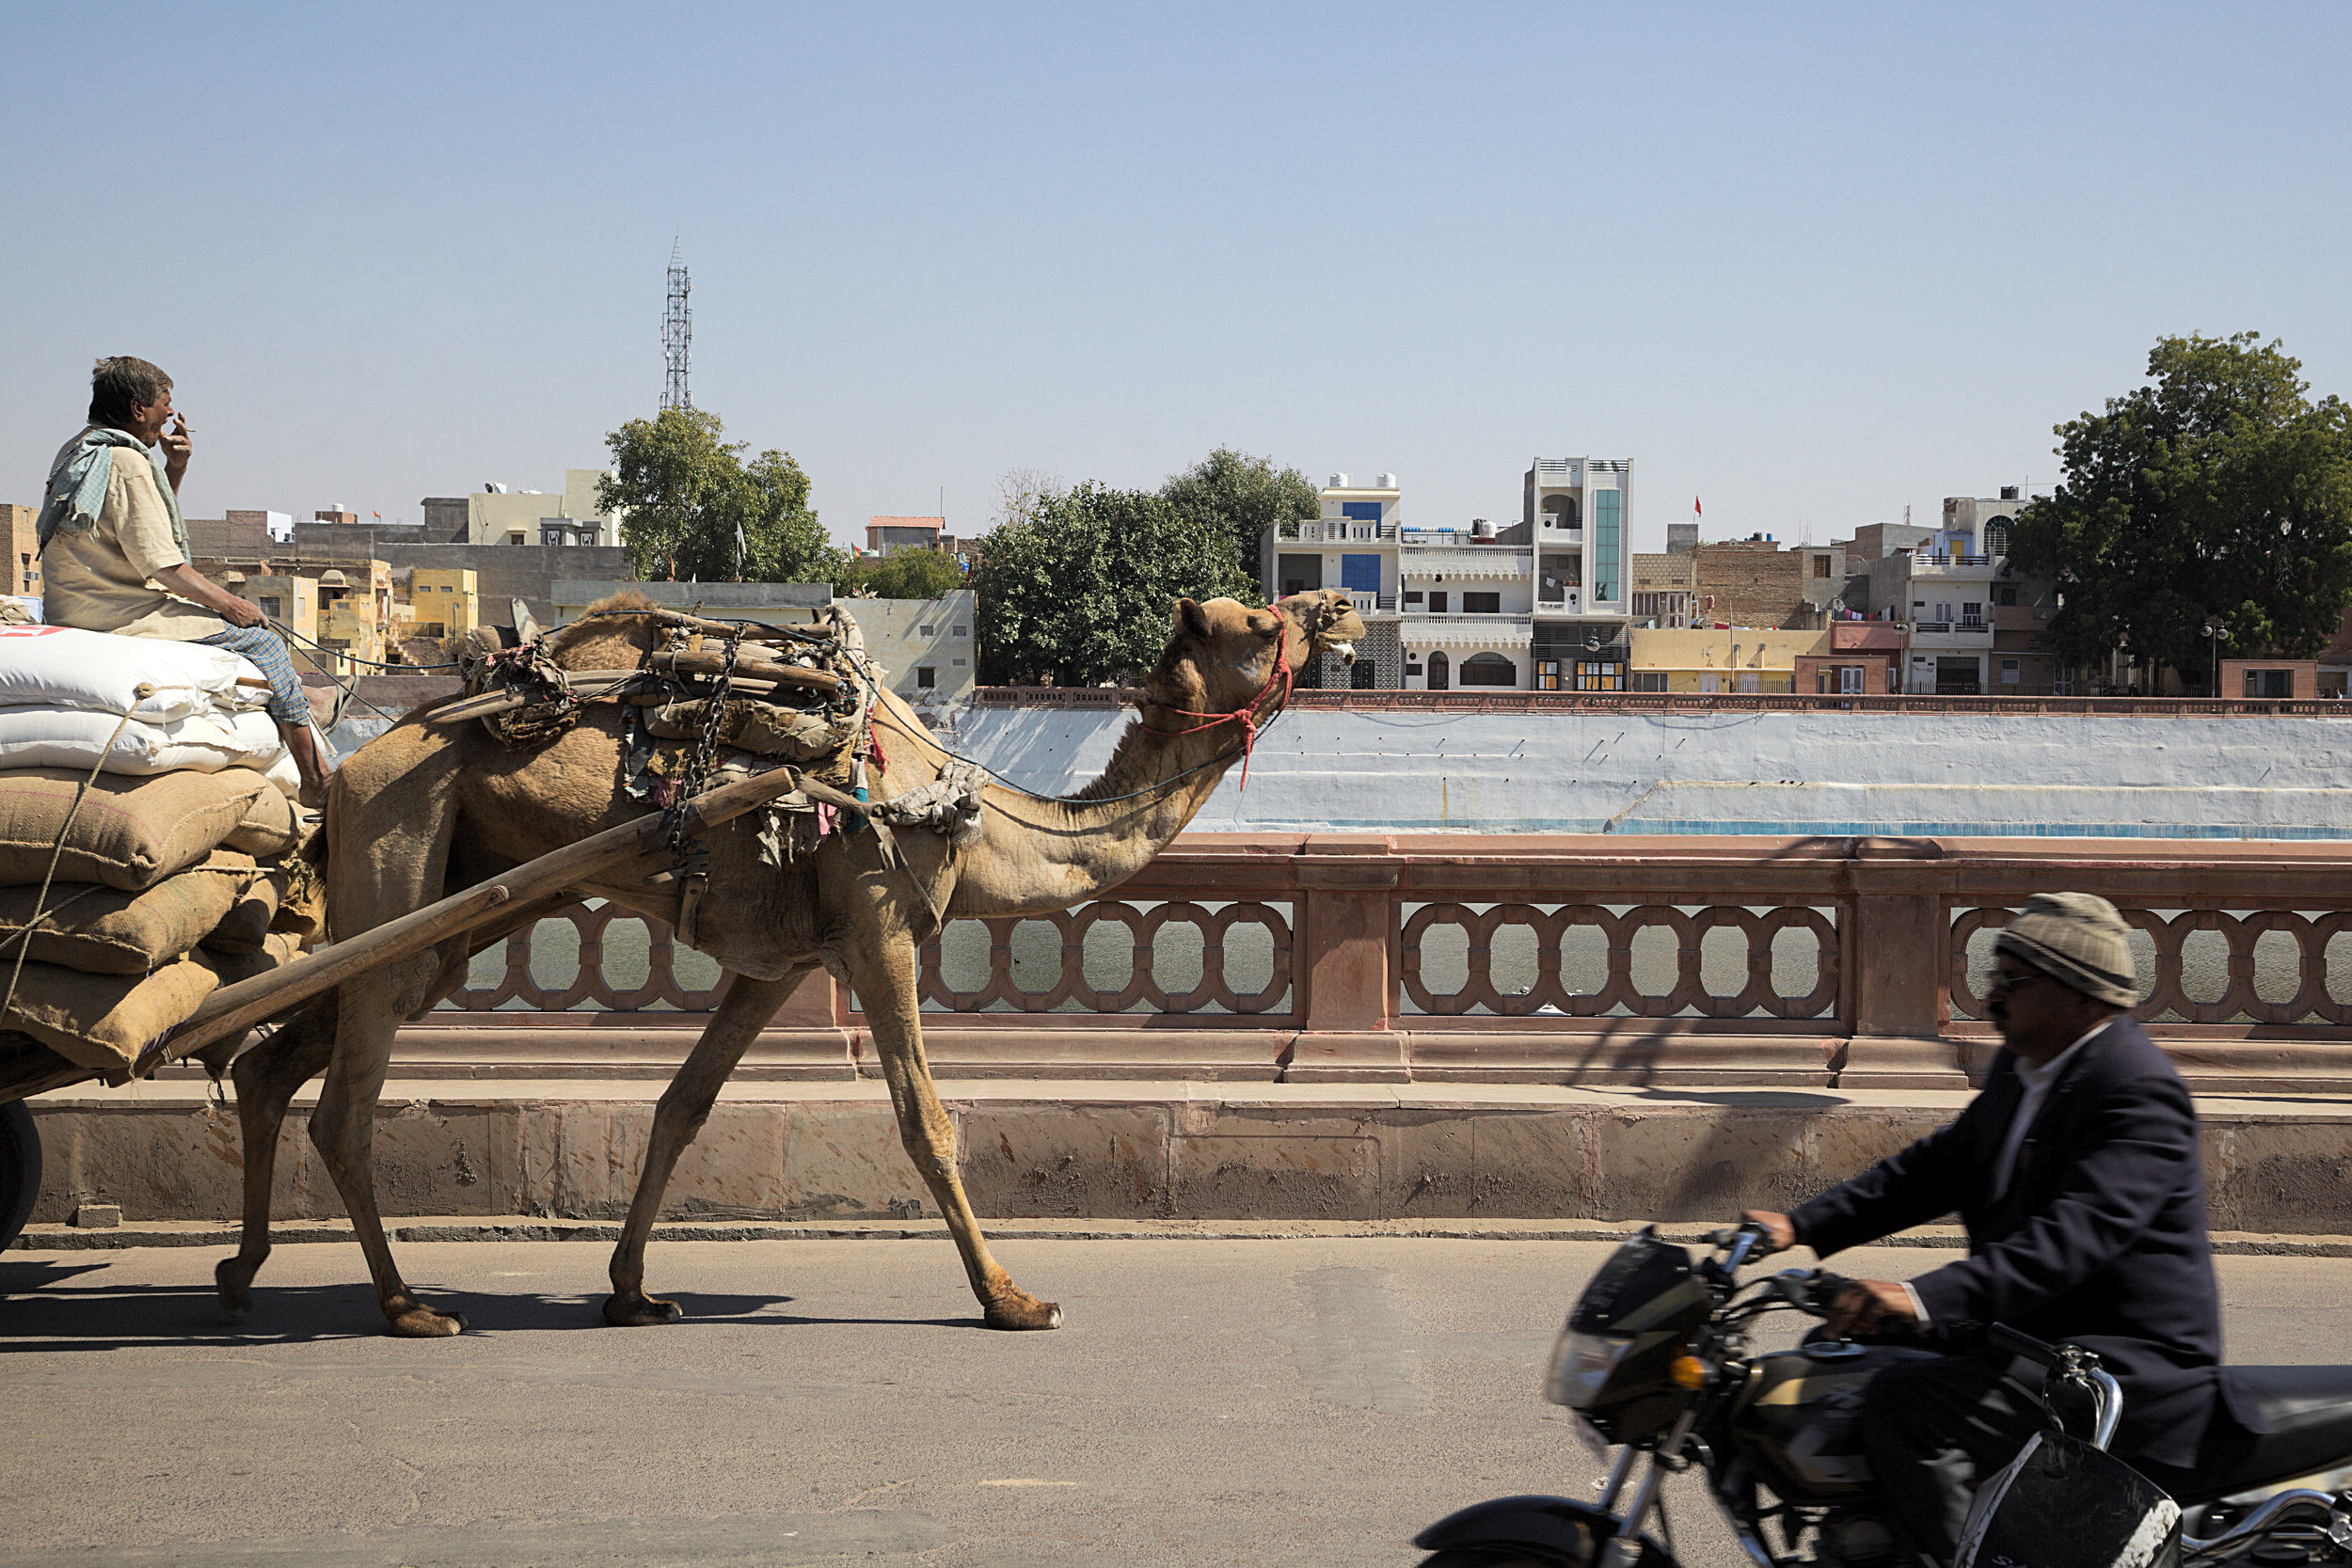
left=1413, top=1495, right=1678, bottom=1568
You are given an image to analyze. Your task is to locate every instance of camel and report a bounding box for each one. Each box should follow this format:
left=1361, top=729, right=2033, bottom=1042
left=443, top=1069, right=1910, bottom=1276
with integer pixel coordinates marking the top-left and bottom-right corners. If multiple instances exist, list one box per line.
left=213, top=589, right=1365, bottom=1337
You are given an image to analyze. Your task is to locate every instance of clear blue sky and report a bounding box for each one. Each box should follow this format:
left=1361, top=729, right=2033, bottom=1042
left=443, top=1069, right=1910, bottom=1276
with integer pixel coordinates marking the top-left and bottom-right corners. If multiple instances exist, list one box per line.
left=4, top=3, right=2345, bottom=558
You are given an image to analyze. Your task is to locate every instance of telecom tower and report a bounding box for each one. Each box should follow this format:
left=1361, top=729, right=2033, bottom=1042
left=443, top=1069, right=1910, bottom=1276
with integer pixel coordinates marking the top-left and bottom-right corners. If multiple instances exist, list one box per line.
left=661, top=240, right=692, bottom=411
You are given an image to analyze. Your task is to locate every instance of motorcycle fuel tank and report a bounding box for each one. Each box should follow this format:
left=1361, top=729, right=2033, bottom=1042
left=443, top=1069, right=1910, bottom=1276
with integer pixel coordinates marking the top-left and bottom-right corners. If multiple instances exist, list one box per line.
left=1729, top=1343, right=1943, bottom=1503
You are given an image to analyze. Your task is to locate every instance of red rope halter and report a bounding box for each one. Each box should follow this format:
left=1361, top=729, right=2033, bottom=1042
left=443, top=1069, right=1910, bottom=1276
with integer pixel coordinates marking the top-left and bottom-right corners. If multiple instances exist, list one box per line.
left=1139, top=642, right=1295, bottom=790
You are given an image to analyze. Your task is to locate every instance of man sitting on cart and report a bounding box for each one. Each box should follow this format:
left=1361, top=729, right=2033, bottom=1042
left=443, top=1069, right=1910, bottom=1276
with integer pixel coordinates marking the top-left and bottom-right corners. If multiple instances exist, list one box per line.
left=38, top=356, right=329, bottom=803
left=1744, top=893, right=2263, bottom=1567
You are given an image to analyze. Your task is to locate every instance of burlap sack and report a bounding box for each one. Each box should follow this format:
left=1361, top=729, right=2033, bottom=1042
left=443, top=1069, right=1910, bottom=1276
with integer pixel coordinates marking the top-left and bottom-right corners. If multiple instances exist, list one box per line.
left=221, top=772, right=301, bottom=858
left=0, top=768, right=273, bottom=892
left=0, top=954, right=219, bottom=1082
left=202, top=857, right=288, bottom=954
left=0, top=850, right=253, bottom=974
left=199, top=929, right=300, bottom=988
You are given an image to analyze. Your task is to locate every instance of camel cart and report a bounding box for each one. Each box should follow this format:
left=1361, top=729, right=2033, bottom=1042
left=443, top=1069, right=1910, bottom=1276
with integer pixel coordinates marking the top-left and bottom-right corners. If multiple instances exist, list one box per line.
left=0, top=761, right=825, bottom=1250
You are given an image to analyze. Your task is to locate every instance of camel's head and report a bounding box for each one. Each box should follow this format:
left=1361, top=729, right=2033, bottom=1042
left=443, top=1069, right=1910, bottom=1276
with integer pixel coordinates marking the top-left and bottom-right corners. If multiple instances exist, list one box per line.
left=1147, top=591, right=1368, bottom=717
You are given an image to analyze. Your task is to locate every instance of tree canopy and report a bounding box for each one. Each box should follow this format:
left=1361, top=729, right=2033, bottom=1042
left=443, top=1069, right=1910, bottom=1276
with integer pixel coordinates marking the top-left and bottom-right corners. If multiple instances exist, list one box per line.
left=842, top=547, right=965, bottom=600
left=600, top=408, right=847, bottom=586
left=974, top=481, right=1258, bottom=686
left=1159, top=447, right=1319, bottom=583
left=2008, top=333, right=2352, bottom=684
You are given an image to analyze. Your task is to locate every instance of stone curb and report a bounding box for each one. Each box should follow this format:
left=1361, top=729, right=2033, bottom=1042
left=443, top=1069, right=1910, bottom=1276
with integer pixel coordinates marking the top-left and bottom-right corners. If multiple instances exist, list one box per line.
left=12, top=1217, right=2352, bottom=1257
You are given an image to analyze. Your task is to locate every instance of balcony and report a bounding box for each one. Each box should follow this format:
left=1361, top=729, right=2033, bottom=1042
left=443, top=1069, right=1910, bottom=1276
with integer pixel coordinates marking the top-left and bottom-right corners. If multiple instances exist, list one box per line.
left=1911, top=555, right=1995, bottom=575
left=1345, top=591, right=1398, bottom=616
left=1534, top=590, right=1584, bottom=612
left=1278, top=521, right=1395, bottom=544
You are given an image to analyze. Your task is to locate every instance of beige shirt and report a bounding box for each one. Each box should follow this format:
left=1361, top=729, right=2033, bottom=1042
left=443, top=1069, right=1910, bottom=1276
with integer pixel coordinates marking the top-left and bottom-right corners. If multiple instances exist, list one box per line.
left=40, top=427, right=225, bottom=641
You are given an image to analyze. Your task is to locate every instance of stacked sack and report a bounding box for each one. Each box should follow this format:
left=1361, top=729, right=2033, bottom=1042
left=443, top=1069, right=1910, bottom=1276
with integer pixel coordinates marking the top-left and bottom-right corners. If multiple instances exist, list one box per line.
left=0, top=626, right=323, bottom=1085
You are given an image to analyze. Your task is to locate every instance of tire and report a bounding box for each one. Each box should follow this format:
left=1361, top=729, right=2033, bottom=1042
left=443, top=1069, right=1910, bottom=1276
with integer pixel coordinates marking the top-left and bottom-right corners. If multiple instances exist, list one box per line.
left=0, top=1100, right=40, bottom=1251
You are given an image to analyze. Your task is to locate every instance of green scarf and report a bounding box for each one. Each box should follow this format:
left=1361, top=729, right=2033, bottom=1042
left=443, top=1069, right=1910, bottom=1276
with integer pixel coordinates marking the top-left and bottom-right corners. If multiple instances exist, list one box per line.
left=39, top=426, right=189, bottom=557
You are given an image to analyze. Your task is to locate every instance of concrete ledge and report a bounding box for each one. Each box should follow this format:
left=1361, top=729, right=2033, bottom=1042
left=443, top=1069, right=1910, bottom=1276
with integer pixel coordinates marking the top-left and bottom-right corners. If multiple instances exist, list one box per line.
left=24, top=1079, right=2352, bottom=1234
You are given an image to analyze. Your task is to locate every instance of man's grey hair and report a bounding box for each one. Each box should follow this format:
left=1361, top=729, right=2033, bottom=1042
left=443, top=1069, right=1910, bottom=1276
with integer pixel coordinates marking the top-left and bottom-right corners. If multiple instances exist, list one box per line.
left=88, top=356, right=172, bottom=430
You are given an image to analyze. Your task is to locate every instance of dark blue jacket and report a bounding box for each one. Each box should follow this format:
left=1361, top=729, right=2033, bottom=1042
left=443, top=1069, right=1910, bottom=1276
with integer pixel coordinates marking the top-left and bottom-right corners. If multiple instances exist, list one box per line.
left=1790, top=1017, right=2261, bottom=1468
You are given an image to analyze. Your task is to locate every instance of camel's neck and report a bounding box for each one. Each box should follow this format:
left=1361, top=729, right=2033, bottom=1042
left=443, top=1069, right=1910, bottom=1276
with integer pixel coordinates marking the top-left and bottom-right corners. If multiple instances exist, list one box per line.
left=947, top=704, right=1265, bottom=917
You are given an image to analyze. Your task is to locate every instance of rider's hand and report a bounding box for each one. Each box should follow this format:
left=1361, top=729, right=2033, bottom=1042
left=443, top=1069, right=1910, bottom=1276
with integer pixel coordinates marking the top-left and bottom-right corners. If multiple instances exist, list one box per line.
left=160, top=412, right=193, bottom=485
left=1740, top=1210, right=1797, bottom=1254
left=219, top=594, right=266, bottom=629
left=1824, top=1279, right=1918, bottom=1338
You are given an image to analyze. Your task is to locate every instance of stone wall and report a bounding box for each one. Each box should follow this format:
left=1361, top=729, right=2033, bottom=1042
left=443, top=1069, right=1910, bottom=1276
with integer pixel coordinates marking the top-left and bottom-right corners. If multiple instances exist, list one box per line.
left=1690, top=542, right=1806, bottom=627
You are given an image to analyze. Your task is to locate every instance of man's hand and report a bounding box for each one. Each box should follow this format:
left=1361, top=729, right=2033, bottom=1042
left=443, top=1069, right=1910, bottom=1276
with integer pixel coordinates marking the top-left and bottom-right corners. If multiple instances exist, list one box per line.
left=1740, top=1211, right=1797, bottom=1254
left=1823, top=1279, right=1918, bottom=1338
left=160, top=413, right=192, bottom=488
left=216, top=594, right=266, bottom=629
left=151, top=562, right=263, bottom=627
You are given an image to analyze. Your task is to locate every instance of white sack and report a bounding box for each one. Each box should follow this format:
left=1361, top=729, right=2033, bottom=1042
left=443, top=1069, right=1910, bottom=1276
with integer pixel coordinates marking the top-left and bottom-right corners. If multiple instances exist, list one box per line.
left=0, top=625, right=271, bottom=721
left=0, top=704, right=288, bottom=778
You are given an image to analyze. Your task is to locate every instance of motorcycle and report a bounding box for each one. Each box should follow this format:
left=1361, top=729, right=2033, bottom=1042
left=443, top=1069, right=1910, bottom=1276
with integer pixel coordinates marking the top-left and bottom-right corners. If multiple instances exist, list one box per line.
left=1414, top=1224, right=2352, bottom=1568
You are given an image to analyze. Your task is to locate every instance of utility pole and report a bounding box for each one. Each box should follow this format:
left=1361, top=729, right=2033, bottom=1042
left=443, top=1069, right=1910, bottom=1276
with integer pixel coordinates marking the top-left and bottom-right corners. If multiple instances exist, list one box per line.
left=661, top=240, right=692, bottom=412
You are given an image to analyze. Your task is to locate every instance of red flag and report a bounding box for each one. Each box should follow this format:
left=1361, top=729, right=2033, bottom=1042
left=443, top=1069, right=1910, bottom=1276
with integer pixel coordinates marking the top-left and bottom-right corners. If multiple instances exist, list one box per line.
left=1693, top=497, right=1702, bottom=517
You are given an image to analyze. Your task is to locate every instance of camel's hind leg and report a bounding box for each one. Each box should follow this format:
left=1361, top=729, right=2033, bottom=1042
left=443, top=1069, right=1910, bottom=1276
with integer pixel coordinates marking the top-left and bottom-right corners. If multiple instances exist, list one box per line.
left=604, top=967, right=811, bottom=1326
left=852, top=940, right=1061, bottom=1331
left=215, top=995, right=338, bottom=1316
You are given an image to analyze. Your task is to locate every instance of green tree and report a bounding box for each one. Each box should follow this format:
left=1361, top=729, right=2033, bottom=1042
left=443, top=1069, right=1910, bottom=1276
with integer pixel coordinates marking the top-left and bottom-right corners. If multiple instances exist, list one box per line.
left=975, top=481, right=1257, bottom=686
left=2008, top=333, right=2352, bottom=688
left=842, top=547, right=965, bottom=599
left=600, top=409, right=845, bottom=585
left=1160, top=447, right=1320, bottom=583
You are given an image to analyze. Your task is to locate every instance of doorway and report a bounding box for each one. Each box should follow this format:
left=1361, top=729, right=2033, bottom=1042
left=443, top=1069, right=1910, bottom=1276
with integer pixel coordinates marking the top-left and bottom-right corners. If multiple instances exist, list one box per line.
left=1426, top=651, right=1450, bottom=690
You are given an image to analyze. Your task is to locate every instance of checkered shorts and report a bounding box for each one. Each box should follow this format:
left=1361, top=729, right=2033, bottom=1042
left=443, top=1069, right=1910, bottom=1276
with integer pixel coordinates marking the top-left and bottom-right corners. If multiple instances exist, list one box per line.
left=197, top=624, right=314, bottom=725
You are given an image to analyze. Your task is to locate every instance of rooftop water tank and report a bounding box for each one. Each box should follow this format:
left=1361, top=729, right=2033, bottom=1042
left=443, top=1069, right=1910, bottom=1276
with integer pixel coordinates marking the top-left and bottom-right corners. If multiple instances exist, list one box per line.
left=1329, top=473, right=1351, bottom=488
left=1470, top=518, right=1495, bottom=538
left=1376, top=472, right=1396, bottom=488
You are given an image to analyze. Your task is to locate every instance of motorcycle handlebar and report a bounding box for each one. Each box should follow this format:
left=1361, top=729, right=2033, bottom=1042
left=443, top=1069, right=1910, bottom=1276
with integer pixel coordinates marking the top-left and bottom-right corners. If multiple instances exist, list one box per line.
left=1987, top=1322, right=2062, bottom=1368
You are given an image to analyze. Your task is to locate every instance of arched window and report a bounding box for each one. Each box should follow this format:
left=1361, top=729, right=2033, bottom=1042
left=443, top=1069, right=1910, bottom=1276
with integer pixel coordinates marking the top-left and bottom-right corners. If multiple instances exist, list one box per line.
left=1460, top=653, right=1518, bottom=687
left=1425, top=650, right=1450, bottom=690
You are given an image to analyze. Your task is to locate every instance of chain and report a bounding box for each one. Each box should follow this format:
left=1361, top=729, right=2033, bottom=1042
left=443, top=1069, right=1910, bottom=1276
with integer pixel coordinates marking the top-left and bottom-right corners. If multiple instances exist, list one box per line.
left=664, top=631, right=742, bottom=859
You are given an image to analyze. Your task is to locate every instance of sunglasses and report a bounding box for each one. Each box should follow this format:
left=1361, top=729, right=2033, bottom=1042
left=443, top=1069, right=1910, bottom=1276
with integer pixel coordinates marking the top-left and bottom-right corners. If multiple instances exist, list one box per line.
left=1985, top=970, right=2056, bottom=997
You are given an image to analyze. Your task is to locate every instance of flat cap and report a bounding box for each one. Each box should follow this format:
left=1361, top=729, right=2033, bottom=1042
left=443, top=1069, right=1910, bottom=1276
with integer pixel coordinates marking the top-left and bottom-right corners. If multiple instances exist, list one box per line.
left=1994, top=892, right=2139, bottom=1009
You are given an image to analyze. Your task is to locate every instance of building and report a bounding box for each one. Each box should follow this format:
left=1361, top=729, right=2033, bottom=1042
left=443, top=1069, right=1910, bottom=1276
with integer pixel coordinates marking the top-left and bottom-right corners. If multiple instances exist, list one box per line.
left=1851, top=489, right=2058, bottom=694
left=1264, top=474, right=1403, bottom=687
left=548, top=580, right=978, bottom=711
left=866, top=516, right=958, bottom=557
left=1793, top=622, right=1908, bottom=695
left=1629, top=626, right=1828, bottom=693
left=2220, top=658, right=2318, bottom=700
left=465, top=471, right=619, bottom=546
left=2, top=503, right=40, bottom=599
left=1630, top=552, right=1695, bottom=628
left=1521, top=457, right=1636, bottom=689
left=403, top=568, right=481, bottom=641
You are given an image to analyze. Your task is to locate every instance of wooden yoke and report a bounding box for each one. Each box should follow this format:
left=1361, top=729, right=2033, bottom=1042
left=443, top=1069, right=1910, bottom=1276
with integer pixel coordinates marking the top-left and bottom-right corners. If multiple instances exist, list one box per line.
left=146, top=763, right=817, bottom=1072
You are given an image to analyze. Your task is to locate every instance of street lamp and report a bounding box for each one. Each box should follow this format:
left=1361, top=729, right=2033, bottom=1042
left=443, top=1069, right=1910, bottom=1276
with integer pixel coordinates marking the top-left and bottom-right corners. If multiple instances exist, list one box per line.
left=2201, top=622, right=2232, bottom=697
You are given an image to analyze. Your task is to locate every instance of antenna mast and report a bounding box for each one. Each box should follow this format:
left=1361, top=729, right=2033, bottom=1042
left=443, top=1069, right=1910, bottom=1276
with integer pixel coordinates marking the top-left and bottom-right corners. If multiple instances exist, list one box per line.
left=661, top=240, right=692, bottom=411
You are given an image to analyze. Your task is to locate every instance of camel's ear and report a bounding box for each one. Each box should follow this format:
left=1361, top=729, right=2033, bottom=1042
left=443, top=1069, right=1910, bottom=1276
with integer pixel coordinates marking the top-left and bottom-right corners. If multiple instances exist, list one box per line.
left=1174, top=597, right=1211, bottom=641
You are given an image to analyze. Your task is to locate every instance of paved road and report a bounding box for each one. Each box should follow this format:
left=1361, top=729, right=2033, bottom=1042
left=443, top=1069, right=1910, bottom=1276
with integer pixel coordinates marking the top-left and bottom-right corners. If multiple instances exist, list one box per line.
left=4, top=1238, right=2346, bottom=1566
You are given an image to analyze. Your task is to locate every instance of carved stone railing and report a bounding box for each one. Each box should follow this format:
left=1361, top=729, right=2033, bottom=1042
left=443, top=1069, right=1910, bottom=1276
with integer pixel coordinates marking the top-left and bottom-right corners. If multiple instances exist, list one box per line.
left=972, top=688, right=2343, bottom=717
left=388, top=834, right=2352, bottom=1092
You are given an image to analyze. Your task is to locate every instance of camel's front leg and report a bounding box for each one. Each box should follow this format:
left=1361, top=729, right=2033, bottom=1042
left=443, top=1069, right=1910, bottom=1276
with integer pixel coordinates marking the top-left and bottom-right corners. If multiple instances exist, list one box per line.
left=852, top=942, right=1061, bottom=1330
left=310, top=958, right=462, bottom=1337
left=215, top=994, right=337, bottom=1316
left=605, top=967, right=809, bottom=1326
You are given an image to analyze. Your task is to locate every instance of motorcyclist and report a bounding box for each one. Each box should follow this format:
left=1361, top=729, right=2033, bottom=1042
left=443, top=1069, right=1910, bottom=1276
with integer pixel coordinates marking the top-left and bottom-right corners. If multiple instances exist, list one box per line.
left=1741, top=892, right=2262, bottom=1568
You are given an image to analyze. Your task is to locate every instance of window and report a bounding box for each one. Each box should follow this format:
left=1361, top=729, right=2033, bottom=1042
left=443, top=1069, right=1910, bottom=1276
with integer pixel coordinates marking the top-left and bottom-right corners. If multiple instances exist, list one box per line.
left=915, top=667, right=936, bottom=689
left=1993, top=584, right=2019, bottom=606
left=1630, top=672, right=1668, bottom=692
left=2248, top=669, right=2292, bottom=698
left=951, top=657, right=966, bottom=667
left=917, top=625, right=932, bottom=637
left=1463, top=591, right=1500, bottom=614
left=1738, top=673, right=1760, bottom=693
left=1813, top=556, right=1832, bottom=578
left=1962, top=603, right=1983, bottom=627
left=507, top=532, right=524, bottom=546
left=1404, top=591, right=1424, bottom=606
left=1340, top=554, right=1381, bottom=593
left=1427, top=591, right=1449, bottom=613
left=1341, top=500, right=1382, bottom=523
left=1460, top=653, right=1517, bottom=687
left=2001, top=658, right=2021, bottom=685
left=953, top=625, right=968, bottom=637
left=1592, top=489, right=1621, bottom=601
left=260, top=596, right=281, bottom=619
left=1699, top=673, right=1720, bottom=694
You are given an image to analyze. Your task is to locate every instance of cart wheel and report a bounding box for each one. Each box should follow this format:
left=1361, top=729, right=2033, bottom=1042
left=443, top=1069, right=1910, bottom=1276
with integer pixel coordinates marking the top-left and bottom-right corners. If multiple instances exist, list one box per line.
left=0, top=1101, right=40, bottom=1252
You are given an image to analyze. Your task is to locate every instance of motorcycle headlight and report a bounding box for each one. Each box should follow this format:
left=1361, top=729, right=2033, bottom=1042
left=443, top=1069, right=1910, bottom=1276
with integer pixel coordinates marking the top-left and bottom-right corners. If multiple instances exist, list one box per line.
left=1543, top=1329, right=1632, bottom=1409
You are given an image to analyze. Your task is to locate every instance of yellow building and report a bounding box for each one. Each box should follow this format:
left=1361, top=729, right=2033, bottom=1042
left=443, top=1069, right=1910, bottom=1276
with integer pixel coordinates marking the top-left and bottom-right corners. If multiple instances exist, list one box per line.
left=404, top=567, right=481, bottom=640
left=1629, top=626, right=1829, bottom=694
left=241, top=574, right=319, bottom=656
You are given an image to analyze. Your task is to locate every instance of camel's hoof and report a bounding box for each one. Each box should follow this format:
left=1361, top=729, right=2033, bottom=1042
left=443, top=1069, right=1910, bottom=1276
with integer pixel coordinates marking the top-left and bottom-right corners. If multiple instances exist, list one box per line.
left=985, top=1293, right=1063, bottom=1332
left=602, top=1291, right=683, bottom=1327
left=215, top=1259, right=255, bottom=1318
left=386, top=1304, right=466, bottom=1338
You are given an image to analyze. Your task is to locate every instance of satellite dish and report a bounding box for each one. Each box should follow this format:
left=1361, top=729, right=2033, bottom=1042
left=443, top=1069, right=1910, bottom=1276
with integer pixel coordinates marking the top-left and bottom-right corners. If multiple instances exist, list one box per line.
left=1830, top=596, right=1847, bottom=613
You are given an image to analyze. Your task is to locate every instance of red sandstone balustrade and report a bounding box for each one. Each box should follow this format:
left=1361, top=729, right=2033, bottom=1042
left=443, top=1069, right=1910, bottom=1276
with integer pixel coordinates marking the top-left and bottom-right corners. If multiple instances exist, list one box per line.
left=971, top=687, right=2343, bottom=717
left=373, top=833, right=2352, bottom=1094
